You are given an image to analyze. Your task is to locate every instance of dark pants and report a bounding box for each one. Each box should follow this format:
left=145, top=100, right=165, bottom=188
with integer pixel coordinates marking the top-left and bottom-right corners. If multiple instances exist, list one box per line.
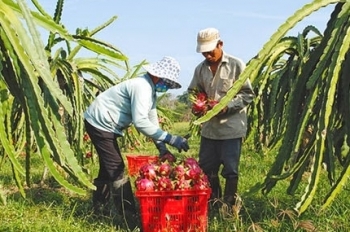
left=198, top=136, right=242, bottom=179
left=199, top=136, right=242, bottom=200
left=85, top=120, right=137, bottom=221
left=84, top=120, right=125, bottom=182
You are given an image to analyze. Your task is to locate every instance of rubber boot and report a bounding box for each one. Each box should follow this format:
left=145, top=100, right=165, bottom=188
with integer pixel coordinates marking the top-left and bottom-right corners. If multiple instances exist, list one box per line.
left=92, top=179, right=111, bottom=216
left=112, top=177, right=140, bottom=230
left=223, top=177, right=238, bottom=206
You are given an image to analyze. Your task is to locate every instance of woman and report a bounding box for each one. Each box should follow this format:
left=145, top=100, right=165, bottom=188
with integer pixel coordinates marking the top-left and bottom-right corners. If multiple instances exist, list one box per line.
left=84, top=56, right=189, bottom=227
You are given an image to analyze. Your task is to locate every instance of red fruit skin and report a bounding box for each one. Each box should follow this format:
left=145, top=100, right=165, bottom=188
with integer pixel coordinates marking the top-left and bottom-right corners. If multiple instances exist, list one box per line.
left=207, top=99, right=219, bottom=109
left=192, top=99, right=207, bottom=113
left=184, top=157, right=199, bottom=167
left=85, top=151, right=92, bottom=158
left=183, top=158, right=202, bottom=180
left=160, top=153, right=176, bottom=163
left=196, top=92, right=207, bottom=101
left=139, top=163, right=157, bottom=180
left=135, top=157, right=210, bottom=192
left=185, top=166, right=202, bottom=180
left=192, top=180, right=209, bottom=190
left=136, top=178, right=155, bottom=191
left=157, top=177, right=173, bottom=191
left=192, top=174, right=211, bottom=190
left=158, top=163, right=172, bottom=176
left=190, top=91, right=209, bottom=116
left=173, top=164, right=186, bottom=179
left=200, top=174, right=210, bottom=184
left=83, top=133, right=90, bottom=142
left=174, top=179, right=191, bottom=190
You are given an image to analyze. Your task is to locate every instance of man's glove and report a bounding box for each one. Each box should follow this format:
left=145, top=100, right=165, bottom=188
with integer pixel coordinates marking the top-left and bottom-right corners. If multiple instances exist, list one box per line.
left=164, top=134, right=190, bottom=152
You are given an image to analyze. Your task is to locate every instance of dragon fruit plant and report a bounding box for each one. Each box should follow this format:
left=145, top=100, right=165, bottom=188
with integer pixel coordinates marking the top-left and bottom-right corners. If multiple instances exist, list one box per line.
left=135, top=157, right=210, bottom=191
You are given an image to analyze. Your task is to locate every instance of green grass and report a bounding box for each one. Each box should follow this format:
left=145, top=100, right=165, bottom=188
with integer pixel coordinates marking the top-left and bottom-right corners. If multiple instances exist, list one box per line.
left=1, top=122, right=349, bottom=231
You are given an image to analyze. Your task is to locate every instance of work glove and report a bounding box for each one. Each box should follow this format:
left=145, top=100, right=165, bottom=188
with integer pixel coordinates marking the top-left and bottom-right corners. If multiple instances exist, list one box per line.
left=153, top=140, right=177, bottom=162
left=164, top=134, right=190, bottom=152
left=154, top=140, right=169, bottom=156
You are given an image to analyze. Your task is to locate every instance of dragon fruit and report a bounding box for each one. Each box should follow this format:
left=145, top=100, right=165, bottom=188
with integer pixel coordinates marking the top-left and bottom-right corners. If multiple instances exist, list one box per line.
left=174, top=178, right=191, bottom=190
left=173, top=164, right=186, bottom=179
left=139, top=163, right=157, bottom=180
left=192, top=99, right=208, bottom=115
left=185, top=166, right=202, bottom=180
left=207, top=99, right=219, bottom=110
left=193, top=178, right=210, bottom=190
left=158, top=162, right=172, bottom=176
left=157, top=177, right=173, bottom=191
left=135, top=178, right=155, bottom=191
left=160, top=153, right=176, bottom=163
left=135, top=157, right=210, bottom=191
left=189, top=89, right=221, bottom=116
left=184, top=157, right=199, bottom=168
left=190, top=90, right=208, bottom=116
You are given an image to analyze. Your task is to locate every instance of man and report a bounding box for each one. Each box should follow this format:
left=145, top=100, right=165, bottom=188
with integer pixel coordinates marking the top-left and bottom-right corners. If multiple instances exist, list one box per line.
left=84, top=56, right=189, bottom=227
left=188, top=28, right=255, bottom=207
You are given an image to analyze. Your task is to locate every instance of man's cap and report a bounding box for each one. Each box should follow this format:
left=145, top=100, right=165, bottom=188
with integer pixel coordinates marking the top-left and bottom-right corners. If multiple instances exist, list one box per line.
left=196, top=28, right=220, bottom=53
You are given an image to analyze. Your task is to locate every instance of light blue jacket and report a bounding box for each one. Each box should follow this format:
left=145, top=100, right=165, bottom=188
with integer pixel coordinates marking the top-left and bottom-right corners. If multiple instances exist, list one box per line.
left=84, top=74, right=168, bottom=141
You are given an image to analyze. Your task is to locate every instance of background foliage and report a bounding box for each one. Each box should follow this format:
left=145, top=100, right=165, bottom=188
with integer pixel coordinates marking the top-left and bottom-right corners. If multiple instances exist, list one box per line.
left=0, top=0, right=350, bottom=220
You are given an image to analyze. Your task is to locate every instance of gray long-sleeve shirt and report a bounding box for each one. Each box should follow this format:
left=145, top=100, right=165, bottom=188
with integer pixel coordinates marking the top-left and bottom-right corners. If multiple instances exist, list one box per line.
left=188, top=52, right=255, bottom=140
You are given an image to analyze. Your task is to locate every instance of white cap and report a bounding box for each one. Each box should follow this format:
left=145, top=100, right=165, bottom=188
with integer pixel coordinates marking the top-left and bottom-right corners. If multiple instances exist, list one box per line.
left=196, top=28, right=220, bottom=53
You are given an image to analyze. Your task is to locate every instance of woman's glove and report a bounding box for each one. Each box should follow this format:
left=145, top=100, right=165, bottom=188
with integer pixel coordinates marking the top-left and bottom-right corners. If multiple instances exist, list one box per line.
left=153, top=140, right=177, bottom=162
left=164, top=134, right=190, bottom=152
left=154, top=141, right=169, bottom=156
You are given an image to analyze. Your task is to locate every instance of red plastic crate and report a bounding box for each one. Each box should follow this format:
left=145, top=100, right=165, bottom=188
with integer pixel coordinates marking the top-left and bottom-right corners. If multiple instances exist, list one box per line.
left=135, top=189, right=211, bottom=232
left=126, top=154, right=159, bottom=176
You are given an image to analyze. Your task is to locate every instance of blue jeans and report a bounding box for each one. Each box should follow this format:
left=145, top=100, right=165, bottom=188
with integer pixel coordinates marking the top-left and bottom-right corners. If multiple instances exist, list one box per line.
left=198, top=136, right=242, bottom=180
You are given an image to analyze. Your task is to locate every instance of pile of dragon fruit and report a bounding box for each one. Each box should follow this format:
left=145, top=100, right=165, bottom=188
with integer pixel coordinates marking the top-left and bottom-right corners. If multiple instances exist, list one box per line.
left=135, top=154, right=211, bottom=191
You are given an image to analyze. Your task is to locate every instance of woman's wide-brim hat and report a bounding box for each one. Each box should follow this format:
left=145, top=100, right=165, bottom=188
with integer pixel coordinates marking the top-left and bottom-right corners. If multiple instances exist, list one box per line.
left=143, top=56, right=181, bottom=89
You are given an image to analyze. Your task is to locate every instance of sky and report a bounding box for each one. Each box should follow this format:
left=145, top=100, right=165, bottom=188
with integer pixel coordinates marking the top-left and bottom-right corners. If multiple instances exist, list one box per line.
left=31, top=0, right=335, bottom=96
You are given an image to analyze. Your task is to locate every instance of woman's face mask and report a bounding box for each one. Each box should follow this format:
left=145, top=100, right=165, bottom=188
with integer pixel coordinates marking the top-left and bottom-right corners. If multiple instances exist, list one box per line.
left=155, top=79, right=170, bottom=92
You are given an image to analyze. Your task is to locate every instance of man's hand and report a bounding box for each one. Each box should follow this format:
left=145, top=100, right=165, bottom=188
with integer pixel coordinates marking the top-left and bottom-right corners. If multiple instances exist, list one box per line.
left=192, top=108, right=205, bottom=117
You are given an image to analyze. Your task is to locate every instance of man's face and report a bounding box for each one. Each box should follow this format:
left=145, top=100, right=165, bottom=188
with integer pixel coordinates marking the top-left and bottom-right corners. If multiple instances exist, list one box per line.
left=201, top=41, right=223, bottom=63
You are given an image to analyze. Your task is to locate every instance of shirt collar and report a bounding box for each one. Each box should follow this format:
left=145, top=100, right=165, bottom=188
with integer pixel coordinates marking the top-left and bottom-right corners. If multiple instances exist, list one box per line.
left=221, top=51, right=229, bottom=63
